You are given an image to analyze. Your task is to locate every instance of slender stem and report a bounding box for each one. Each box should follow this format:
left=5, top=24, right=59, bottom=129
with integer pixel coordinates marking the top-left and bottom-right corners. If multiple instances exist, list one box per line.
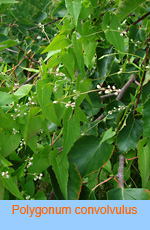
left=19, top=72, right=39, bottom=87
left=116, top=74, right=135, bottom=101
left=133, top=42, right=149, bottom=114
left=27, top=19, right=61, bottom=31
left=126, top=11, right=150, bottom=33
left=117, top=155, right=125, bottom=188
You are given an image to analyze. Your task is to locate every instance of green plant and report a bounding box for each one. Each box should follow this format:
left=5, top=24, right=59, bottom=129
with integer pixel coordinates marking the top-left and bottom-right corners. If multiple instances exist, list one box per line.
left=0, top=0, right=150, bottom=200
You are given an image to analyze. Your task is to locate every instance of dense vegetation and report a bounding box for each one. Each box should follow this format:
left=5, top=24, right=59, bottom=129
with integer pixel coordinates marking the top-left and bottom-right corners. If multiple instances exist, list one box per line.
left=0, top=0, right=150, bottom=200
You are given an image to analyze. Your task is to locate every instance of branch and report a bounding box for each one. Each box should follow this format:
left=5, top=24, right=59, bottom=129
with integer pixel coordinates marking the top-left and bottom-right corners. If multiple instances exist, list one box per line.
left=5, top=48, right=18, bottom=54
left=19, top=72, right=39, bottom=87
left=126, top=11, right=150, bottom=33
left=5, top=46, right=40, bottom=65
left=116, top=155, right=125, bottom=188
left=16, top=46, right=40, bottom=65
left=95, top=74, right=136, bottom=121
left=116, top=74, right=135, bottom=101
left=27, top=19, right=61, bottom=31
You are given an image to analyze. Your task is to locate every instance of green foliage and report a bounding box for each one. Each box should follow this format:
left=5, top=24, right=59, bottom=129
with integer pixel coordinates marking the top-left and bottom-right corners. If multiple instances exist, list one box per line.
left=0, top=0, right=150, bottom=200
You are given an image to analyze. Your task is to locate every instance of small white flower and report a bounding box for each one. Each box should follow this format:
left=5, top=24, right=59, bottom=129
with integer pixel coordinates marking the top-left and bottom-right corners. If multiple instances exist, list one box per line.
left=11, top=114, right=14, bottom=117
left=105, top=90, right=110, bottom=94
left=1, top=172, right=5, bottom=176
left=31, top=102, right=35, bottom=105
left=17, top=114, right=20, bottom=117
left=6, top=175, right=9, bottom=179
left=26, top=195, right=30, bottom=200
left=24, top=113, right=27, bottom=115
left=97, top=85, right=101, bottom=89
left=14, top=108, right=18, bottom=112
left=114, top=92, right=118, bottom=95
left=37, top=36, right=41, bottom=40
left=112, top=85, right=116, bottom=90
left=28, top=97, right=31, bottom=101
left=53, top=101, right=58, bottom=104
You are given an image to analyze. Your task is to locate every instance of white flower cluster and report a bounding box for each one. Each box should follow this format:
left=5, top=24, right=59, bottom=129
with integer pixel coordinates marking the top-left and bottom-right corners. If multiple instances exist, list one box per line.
left=17, top=138, right=26, bottom=154
left=26, top=96, right=36, bottom=106
left=12, top=128, right=19, bottom=135
left=1, top=171, right=9, bottom=179
left=65, top=101, right=75, bottom=108
left=25, top=157, right=33, bottom=169
left=33, top=173, right=43, bottom=181
left=38, top=23, right=44, bottom=31
left=20, top=138, right=26, bottom=147
left=26, top=195, right=30, bottom=200
left=53, top=84, right=57, bottom=93
left=97, top=84, right=121, bottom=95
left=108, top=105, right=125, bottom=115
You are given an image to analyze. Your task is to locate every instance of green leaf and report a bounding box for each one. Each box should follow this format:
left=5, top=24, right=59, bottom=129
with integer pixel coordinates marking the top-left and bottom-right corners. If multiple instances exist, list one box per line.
left=76, top=78, right=91, bottom=107
left=28, top=146, right=51, bottom=174
left=60, top=49, right=75, bottom=79
left=0, top=91, right=15, bottom=106
left=97, top=47, right=114, bottom=84
left=137, top=138, right=150, bottom=188
left=12, top=163, right=27, bottom=178
left=14, top=84, right=33, bottom=99
left=0, top=155, right=12, bottom=167
left=83, top=38, right=96, bottom=69
left=34, top=191, right=47, bottom=200
left=0, top=132, right=21, bottom=157
left=42, top=33, right=71, bottom=53
left=0, top=114, right=18, bottom=130
left=21, top=67, right=39, bottom=73
left=3, top=177, right=24, bottom=200
left=65, top=0, right=82, bottom=26
left=79, top=184, right=96, bottom=200
left=0, top=0, right=18, bottom=2
left=62, top=107, right=80, bottom=157
left=19, top=108, right=43, bottom=144
left=108, top=188, right=149, bottom=200
left=101, top=127, right=116, bottom=144
left=116, top=0, right=146, bottom=22
left=48, top=166, right=65, bottom=200
left=143, top=97, right=150, bottom=138
left=67, top=163, right=82, bottom=200
left=45, top=102, right=65, bottom=126
left=0, top=180, right=4, bottom=199
left=50, top=149, right=69, bottom=200
left=0, top=40, right=17, bottom=51
left=36, top=79, right=52, bottom=119
left=32, top=11, right=47, bottom=23
left=117, top=114, right=143, bottom=153
left=103, top=13, right=124, bottom=57
left=68, top=135, right=114, bottom=177
left=72, top=32, right=85, bottom=76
